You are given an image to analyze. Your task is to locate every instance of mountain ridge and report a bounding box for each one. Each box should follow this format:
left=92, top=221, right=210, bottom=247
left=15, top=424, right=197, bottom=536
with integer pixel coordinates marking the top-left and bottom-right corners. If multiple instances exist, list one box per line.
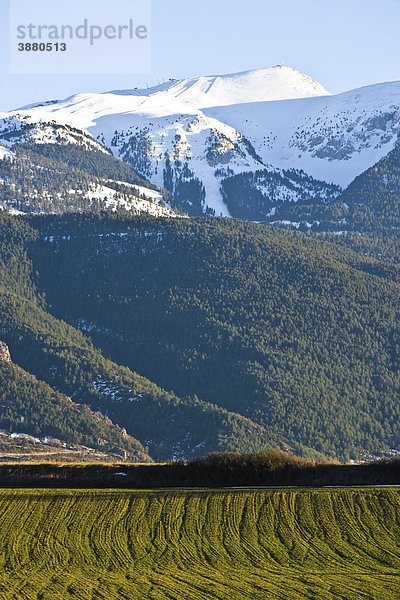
left=3, top=65, right=400, bottom=225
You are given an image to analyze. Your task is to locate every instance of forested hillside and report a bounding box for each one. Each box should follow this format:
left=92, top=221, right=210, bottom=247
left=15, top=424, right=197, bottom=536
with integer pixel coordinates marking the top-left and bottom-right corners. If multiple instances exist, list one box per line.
left=337, top=142, right=400, bottom=233
left=270, top=142, right=400, bottom=234
left=0, top=360, right=150, bottom=462
left=0, top=122, right=173, bottom=216
left=220, top=168, right=341, bottom=222
left=0, top=214, right=278, bottom=460
left=24, top=213, right=400, bottom=461
left=216, top=140, right=400, bottom=235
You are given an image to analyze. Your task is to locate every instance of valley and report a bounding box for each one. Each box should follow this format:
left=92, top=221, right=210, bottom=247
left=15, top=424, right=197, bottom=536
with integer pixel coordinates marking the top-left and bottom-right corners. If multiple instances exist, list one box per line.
left=2, top=2, right=400, bottom=599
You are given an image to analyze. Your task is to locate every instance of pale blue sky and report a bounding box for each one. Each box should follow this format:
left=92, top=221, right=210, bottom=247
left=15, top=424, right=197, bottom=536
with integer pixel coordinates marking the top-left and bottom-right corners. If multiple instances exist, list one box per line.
left=2, top=0, right=400, bottom=110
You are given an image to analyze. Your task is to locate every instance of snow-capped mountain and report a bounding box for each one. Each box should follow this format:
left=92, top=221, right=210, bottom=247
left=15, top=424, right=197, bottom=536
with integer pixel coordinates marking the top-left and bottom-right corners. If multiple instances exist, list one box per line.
left=2, top=65, right=400, bottom=220
left=205, top=80, right=400, bottom=188
left=108, top=65, right=330, bottom=107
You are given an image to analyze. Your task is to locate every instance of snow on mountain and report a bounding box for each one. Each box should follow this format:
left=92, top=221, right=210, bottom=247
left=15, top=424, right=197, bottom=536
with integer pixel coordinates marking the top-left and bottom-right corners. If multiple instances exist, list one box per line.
left=19, top=66, right=329, bottom=119
left=0, top=145, right=14, bottom=160
left=109, top=65, right=330, bottom=107
left=3, top=66, right=400, bottom=217
left=85, top=183, right=176, bottom=217
left=1, top=67, right=331, bottom=216
left=205, top=81, right=400, bottom=187
left=0, top=114, right=107, bottom=153
left=105, top=111, right=267, bottom=217
left=0, top=117, right=176, bottom=217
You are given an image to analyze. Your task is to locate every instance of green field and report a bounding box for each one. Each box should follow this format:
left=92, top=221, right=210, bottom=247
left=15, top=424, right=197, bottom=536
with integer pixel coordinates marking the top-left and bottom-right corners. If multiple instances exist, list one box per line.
left=0, top=489, right=399, bottom=600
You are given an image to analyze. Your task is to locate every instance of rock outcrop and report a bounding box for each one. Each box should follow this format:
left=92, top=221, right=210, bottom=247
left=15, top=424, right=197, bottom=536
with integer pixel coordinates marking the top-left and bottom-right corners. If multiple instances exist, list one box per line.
left=0, top=342, right=11, bottom=364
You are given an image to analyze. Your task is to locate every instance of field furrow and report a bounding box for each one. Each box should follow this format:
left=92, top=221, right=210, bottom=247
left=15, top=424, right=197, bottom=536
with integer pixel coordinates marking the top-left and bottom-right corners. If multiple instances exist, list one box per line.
left=0, top=489, right=398, bottom=599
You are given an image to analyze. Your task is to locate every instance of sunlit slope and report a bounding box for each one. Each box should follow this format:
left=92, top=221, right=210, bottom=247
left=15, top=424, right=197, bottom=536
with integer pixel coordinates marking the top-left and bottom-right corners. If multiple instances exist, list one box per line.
left=0, top=489, right=399, bottom=600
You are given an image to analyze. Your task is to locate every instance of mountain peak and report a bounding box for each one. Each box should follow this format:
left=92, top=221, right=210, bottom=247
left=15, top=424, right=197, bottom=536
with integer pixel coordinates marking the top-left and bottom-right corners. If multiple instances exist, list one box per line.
left=107, top=65, right=330, bottom=108
left=12, top=65, right=330, bottom=118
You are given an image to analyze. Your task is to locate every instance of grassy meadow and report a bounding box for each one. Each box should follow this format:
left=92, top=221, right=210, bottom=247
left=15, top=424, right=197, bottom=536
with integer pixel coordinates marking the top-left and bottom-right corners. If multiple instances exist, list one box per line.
left=0, top=488, right=399, bottom=599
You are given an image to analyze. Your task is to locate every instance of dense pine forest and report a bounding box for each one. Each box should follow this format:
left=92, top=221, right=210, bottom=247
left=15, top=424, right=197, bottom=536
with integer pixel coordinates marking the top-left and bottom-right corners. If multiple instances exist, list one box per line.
left=0, top=211, right=398, bottom=461
left=0, top=214, right=281, bottom=461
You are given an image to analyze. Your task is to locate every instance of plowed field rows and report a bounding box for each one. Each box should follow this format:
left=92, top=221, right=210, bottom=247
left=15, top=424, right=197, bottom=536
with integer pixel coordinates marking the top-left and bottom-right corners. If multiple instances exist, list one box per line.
left=0, top=488, right=399, bottom=599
